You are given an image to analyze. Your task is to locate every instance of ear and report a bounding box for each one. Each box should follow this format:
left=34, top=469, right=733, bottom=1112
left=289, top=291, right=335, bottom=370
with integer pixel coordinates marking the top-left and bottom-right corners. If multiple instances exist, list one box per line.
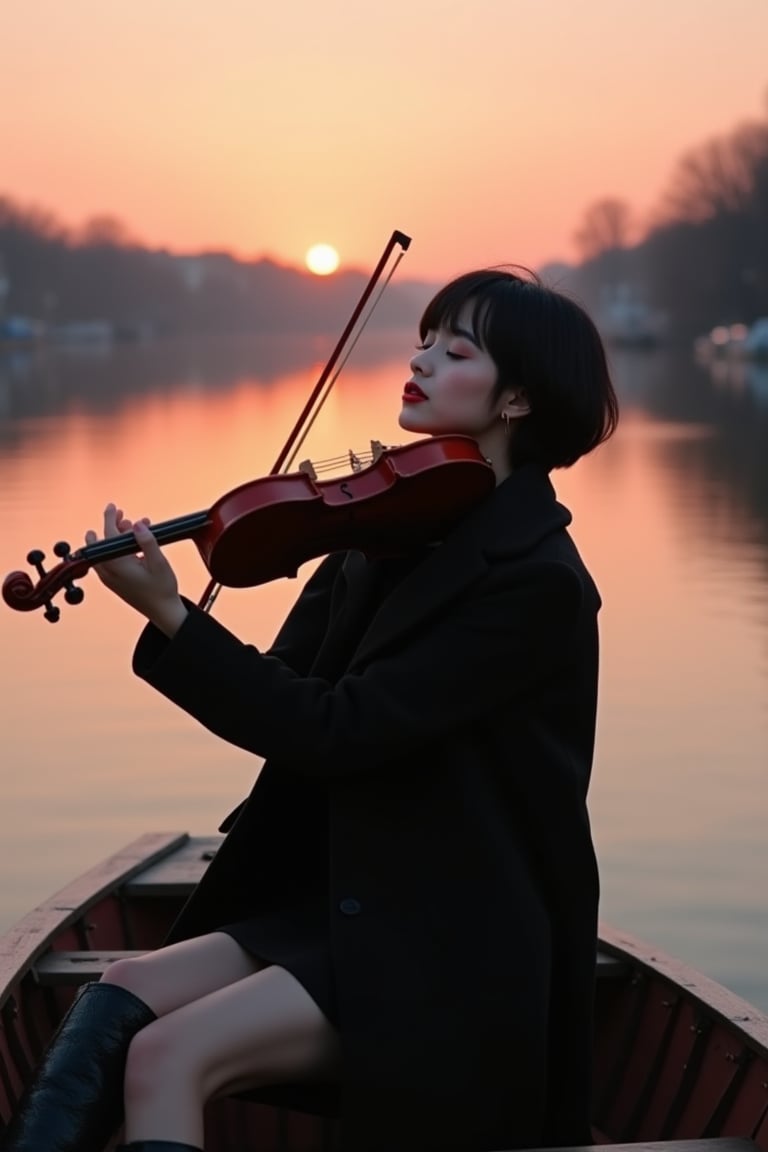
left=500, top=389, right=531, bottom=420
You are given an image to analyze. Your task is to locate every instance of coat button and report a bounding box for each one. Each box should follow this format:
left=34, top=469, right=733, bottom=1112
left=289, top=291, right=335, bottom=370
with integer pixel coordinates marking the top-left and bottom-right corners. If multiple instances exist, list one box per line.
left=339, top=898, right=361, bottom=916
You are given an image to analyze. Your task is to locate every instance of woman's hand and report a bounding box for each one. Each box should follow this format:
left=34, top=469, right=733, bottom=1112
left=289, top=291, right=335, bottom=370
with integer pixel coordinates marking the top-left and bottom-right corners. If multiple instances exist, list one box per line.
left=85, top=504, right=188, bottom=638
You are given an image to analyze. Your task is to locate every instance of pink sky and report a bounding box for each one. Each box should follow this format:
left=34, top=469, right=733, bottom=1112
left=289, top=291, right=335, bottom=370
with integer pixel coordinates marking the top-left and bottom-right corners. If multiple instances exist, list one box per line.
left=2, top=0, right=767, bottom=279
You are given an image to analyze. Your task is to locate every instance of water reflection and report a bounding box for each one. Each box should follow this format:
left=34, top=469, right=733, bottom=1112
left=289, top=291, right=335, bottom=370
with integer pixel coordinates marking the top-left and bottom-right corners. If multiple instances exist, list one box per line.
left=611, top=347, right=768, bottom=550
left=0, top=327, right=410, bottom=428
left=0, top=335, right=766, bottom=1012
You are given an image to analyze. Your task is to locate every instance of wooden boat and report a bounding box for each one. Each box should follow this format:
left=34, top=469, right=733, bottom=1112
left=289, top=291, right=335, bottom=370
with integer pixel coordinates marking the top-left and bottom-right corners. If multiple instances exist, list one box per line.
left=1, top=831, right=766, bottom=1151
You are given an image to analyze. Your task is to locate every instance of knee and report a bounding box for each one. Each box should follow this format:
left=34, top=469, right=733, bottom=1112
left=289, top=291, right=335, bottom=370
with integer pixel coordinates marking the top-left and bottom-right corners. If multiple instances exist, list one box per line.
left=124, top=1020, right=194, bottom=1105
left=101, top=956, right=152, bottom=1000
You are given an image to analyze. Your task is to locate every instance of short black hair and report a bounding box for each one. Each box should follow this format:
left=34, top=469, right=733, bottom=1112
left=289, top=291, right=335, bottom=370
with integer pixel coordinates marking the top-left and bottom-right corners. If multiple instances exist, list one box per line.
left=420, top=268, right=619, bottom=470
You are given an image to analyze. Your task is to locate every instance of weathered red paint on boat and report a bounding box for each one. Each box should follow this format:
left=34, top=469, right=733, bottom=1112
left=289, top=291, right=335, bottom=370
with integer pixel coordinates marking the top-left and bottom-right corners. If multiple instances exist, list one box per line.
left=593, top=928, right=768, bottom=1147
left=0, top=834, right=767, bottom=1151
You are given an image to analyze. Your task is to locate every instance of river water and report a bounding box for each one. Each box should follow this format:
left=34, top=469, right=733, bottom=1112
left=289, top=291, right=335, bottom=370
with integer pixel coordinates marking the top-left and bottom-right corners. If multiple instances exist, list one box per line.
left=1, top=331, right=766, bottom=1010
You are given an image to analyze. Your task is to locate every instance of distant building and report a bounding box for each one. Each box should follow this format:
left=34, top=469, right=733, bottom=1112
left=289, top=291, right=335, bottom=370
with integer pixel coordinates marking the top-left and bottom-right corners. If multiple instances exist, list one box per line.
left=597, top=282, right=667, bottom=347
left=173, top=255, right=208, bottom=292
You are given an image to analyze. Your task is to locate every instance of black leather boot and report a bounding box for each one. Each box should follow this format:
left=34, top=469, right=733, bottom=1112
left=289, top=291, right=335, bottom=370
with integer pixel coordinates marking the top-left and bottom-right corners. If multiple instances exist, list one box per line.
left=0, top=980, right=156, bottom=1152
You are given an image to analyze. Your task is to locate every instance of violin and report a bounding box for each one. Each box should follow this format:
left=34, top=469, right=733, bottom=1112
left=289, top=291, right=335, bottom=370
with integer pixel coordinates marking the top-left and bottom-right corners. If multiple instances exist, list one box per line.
left=2, top=435, right=495, bottom=621
left=3, top=230, right=494, bottom=623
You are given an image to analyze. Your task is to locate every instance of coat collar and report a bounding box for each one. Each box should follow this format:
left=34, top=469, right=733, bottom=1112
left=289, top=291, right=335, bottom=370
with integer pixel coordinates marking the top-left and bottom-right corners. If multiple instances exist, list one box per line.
left=344, top=465, right=572, bottom=668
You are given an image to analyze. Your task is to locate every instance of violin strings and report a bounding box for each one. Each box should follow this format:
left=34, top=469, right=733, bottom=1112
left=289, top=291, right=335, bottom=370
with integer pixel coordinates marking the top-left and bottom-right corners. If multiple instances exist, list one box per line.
left=282, top=251, right=408, bottom=475
left=309, top=452, right=377, bottom=475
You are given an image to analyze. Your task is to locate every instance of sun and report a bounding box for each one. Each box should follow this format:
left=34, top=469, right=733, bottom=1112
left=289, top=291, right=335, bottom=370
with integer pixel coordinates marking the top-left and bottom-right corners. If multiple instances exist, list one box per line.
left=305, top=243, right=340, bottom=276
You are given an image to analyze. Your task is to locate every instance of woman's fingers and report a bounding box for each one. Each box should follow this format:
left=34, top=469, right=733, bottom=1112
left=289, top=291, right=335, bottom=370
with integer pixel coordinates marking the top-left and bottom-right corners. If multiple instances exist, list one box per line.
left=85, top=506, right=154, bottom=555
left=82, top=506, right=184, bottom=634
left=98, top=505, right=151, bottom=538
left=103, top=503, right=119, bottom=536
left=132, top=520, right=162, bottom=565
left=85, top=507, right=128, bottom=549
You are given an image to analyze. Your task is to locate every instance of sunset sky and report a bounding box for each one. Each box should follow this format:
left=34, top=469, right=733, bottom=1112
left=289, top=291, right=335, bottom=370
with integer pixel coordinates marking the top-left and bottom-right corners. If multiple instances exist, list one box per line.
left=2, top=0, right=767, bottom=280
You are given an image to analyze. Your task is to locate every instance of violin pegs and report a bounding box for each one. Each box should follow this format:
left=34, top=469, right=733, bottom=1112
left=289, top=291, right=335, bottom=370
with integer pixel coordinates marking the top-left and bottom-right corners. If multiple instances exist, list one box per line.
left=26, top=549, right=47, bottom=577
left=53, top=542, right=84, bottom=607
left=24, top=543, right=78, bottom=617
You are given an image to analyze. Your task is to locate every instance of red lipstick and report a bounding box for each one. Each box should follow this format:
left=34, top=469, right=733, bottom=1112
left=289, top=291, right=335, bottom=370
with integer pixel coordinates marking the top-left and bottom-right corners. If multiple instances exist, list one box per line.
left=402, top=382, right=428, bottom=402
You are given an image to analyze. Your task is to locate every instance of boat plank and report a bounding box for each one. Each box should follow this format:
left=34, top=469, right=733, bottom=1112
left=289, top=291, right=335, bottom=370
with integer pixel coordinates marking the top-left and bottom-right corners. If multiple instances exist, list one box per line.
left=31, top=947, right=625, bottom=987
left=518, top=1140, right=757, bottom=1152
left=33, top=950, right=148, bottom=985
left=0, top=832, right=188, bottom=1003
left=123, top=835, right=223, bottom=896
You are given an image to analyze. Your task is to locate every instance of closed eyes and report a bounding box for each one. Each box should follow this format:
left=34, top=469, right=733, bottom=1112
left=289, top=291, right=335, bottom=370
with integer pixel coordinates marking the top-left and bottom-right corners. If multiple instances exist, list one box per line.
left=414, top=343, right=468, bottom=360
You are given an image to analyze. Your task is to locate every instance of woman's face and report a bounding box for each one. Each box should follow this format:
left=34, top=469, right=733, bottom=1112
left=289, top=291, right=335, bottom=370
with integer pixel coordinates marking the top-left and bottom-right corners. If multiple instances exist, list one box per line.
left=399, top=303, right=502, bottom=441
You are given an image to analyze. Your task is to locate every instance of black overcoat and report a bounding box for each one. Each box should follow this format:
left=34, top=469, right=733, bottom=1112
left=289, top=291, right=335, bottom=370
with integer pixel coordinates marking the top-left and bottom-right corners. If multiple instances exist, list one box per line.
left=133, top=464, right=602, bottom=1152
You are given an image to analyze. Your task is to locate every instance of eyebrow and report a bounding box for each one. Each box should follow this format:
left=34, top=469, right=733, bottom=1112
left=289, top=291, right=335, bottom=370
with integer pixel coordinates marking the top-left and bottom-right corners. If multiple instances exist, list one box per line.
left=452, top=325, right=480, bottom=346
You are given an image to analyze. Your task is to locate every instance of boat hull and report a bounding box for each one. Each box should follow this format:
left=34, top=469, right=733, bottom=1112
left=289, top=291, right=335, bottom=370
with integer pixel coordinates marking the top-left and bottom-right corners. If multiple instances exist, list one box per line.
left=1, top=833, right=766, bottom=1150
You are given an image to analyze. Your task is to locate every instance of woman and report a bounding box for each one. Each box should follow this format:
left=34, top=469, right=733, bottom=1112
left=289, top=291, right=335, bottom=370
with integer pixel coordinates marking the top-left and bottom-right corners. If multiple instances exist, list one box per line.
left=2, top=268, right=618, bottom=1152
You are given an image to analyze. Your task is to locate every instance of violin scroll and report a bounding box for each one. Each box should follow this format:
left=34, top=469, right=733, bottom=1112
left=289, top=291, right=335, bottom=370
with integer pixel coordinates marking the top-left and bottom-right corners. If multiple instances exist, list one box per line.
left=3, top=543, right=88, bottom=621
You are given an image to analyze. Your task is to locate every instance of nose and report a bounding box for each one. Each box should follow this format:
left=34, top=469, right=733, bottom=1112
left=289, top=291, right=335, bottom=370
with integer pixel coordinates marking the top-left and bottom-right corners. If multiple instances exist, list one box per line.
left=409, top=346, right=431, bottom=375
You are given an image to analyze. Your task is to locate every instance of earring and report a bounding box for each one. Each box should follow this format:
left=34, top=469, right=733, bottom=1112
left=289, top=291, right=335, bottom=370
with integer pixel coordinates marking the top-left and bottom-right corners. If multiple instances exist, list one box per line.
left=501, top=411, right=512, bottom=435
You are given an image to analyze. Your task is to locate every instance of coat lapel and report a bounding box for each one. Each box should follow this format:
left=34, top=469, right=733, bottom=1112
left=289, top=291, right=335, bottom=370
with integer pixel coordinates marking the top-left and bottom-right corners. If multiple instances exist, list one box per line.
left=301, top=551, right=382, bottom=680
left=346, top=465, right=572, bottom=669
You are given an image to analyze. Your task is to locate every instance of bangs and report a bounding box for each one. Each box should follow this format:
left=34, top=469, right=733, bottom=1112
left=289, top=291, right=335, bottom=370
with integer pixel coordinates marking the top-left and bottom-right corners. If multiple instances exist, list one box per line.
left=418, top=268, right=536, bottom=348
left=419, top=274, right=496, bottom=347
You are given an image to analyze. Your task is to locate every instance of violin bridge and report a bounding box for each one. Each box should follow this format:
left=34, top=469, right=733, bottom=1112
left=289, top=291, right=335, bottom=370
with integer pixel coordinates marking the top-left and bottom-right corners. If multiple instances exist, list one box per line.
left=298, top=459, right=318, bottom=481
left=348, top=449, right=363, bottom=473
left=370, top=440, right=385, bottom=461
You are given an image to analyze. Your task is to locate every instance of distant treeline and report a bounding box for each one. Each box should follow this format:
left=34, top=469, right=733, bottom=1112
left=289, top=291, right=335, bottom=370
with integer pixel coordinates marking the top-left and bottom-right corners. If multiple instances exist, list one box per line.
left=567, top=97, right=768, bottom=338
left=0, top=209, right=428, bottom=334
left=2, top=96, right=767, bottom=339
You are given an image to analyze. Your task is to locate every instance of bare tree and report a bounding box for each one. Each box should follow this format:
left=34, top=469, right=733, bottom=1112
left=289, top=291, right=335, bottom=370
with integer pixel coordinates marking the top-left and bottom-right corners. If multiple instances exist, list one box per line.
left=0, top=195, right=68, bottom=242
left=78, top=215, right=137, bottom=247
left=573, top=198, right=633, bottom=261
left=659, top=121, right=768, bottom=224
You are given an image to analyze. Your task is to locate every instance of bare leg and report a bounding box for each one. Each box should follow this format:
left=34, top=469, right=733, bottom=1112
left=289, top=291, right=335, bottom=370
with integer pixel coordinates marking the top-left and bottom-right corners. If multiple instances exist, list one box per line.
left=101, top=933, right=339, bottom=1146
left=100, top=931, right=266, bottom=1016
left=122, top=964, right=340, bottom=1146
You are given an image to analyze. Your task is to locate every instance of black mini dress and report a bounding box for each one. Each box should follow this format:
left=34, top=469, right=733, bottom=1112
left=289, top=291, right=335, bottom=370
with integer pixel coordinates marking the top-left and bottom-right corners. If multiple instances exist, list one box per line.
left=217, top=782, right=336, bottom=1023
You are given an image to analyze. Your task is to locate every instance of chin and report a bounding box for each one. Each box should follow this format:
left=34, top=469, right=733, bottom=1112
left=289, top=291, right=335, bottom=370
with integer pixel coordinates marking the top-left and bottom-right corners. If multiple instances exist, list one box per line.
left=398, top=409, right=443, bottom=436
left=397, top=410, right=423, bottom=433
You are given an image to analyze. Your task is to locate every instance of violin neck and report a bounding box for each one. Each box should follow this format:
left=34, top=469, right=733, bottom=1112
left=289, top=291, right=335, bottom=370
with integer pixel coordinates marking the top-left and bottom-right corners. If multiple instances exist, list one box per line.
left=79, top=511, right=209, bottom=563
